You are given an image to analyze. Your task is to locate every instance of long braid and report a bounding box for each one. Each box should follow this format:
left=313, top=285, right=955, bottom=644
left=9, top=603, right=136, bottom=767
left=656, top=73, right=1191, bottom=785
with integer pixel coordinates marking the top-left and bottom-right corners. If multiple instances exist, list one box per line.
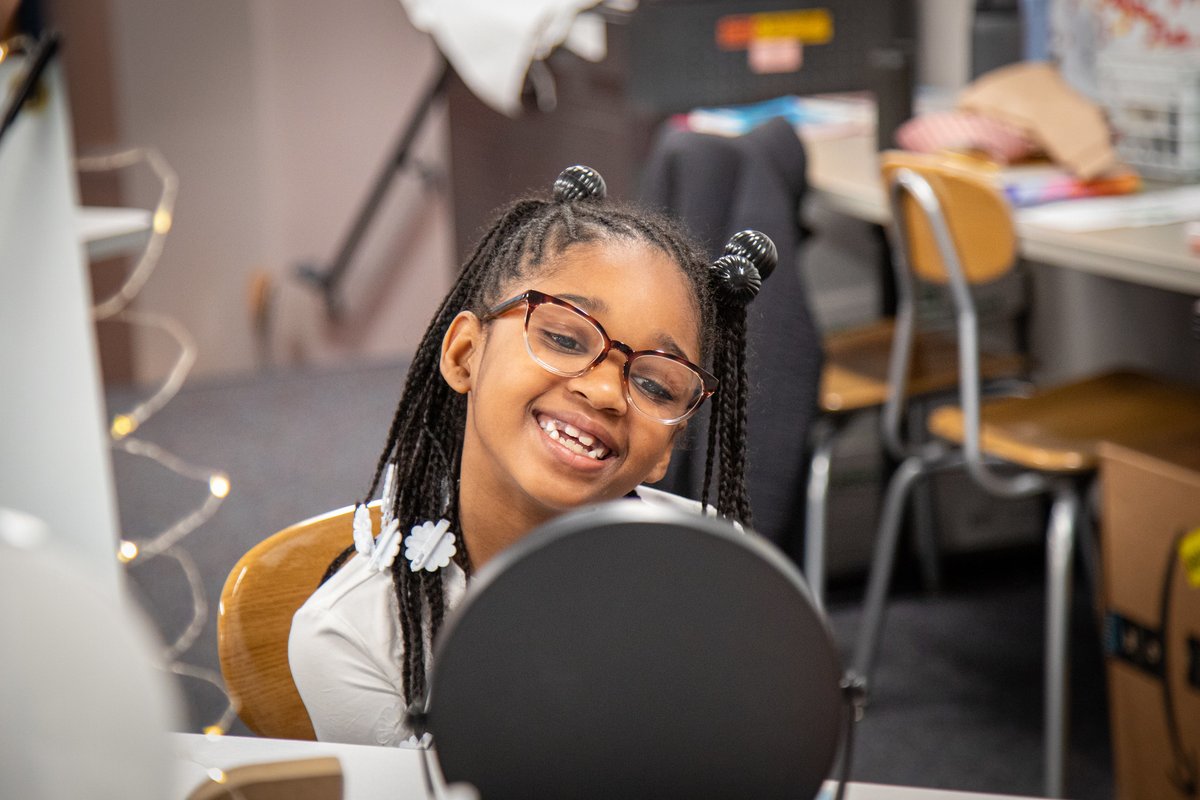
left=715, top=310, right=752, bottom=523
left=318, top=171, right=773, bottom=709
left=700, top=227, right=777, bottom=526
left=403, top=568, right=427, bottom=700
left=392, top=553, right=417, bottom=702
left=700, top=403, right=720, bottom=513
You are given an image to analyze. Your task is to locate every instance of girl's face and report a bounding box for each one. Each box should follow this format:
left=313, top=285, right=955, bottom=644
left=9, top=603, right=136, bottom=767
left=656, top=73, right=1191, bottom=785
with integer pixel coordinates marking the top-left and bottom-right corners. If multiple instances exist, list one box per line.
left=442, top=239, right=703, bottom=524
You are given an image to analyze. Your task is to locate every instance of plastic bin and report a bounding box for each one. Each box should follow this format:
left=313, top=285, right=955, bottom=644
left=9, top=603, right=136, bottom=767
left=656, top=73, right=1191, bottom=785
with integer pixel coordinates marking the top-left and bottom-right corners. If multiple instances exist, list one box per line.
left=1097, top=53, right=1200, bottom=180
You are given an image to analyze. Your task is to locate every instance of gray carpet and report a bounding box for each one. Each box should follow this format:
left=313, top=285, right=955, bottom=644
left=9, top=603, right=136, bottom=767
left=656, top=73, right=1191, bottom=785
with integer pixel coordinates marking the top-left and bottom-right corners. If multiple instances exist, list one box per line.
left=822, top=555, right=1113, bottom=799
left=108, top=359, right=1113, bottom=799
left=109, top=359, right=410, bottom=737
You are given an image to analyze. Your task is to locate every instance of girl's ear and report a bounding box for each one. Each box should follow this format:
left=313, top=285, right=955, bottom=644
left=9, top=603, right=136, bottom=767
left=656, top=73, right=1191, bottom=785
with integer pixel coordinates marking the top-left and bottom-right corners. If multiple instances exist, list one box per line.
left=440, top=310, right=483, bottom=394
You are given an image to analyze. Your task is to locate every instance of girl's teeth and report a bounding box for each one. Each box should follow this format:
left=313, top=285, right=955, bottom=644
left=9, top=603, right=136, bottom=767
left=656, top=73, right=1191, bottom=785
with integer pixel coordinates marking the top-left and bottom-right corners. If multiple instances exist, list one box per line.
left=539, top=417, right=608, bottom=460
left=562, top=438, right=588, bottom=457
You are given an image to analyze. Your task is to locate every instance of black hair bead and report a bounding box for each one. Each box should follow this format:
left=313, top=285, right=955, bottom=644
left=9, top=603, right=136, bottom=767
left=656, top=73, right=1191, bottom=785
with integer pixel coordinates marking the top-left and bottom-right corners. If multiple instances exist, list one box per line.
left=553, top=165, right=607, bottom=203
left=723, top=230, right=778, bottom=282
left=711, top=254, right=762, bottom=305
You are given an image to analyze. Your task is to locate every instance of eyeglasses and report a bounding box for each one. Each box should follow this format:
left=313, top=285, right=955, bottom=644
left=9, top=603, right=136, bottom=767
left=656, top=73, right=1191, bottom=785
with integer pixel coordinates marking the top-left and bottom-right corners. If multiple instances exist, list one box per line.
left=483, top=290, right=717, bottom=425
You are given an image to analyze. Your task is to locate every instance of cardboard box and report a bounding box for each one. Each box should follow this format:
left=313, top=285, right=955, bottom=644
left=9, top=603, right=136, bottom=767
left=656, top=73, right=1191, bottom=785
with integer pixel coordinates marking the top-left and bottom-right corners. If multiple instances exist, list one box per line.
left=1099, top=437, right=1200, bottom=800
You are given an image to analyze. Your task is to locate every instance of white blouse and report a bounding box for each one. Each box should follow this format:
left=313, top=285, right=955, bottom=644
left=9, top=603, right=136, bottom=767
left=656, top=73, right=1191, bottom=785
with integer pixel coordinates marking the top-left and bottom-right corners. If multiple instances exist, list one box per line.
left=288, top=486, right=707, bottom=745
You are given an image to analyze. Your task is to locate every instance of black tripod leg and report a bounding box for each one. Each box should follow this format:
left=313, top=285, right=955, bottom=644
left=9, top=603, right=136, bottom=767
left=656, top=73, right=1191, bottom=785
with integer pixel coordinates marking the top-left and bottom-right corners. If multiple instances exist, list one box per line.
left=296, top=58, right=452, bottom=319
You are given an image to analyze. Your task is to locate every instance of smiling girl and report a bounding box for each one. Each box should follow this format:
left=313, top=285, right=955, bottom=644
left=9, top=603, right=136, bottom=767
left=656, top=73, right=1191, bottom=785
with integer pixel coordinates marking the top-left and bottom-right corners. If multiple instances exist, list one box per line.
left=289, top=166, right=775, bottom=746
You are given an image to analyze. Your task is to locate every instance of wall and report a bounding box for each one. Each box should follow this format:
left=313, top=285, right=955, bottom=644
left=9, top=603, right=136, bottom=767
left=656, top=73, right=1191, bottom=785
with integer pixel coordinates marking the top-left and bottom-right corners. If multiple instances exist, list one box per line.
left=56, top=0, right=454, bottom=382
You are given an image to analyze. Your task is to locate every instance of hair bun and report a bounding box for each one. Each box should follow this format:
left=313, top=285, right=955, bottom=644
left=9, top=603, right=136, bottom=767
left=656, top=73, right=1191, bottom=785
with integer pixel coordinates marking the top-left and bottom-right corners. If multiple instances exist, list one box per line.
left=723, top=230, right=777, bottom=282
left=553, top=165, right=607, bottom=203
left=711, top=254, right=762, bottom=305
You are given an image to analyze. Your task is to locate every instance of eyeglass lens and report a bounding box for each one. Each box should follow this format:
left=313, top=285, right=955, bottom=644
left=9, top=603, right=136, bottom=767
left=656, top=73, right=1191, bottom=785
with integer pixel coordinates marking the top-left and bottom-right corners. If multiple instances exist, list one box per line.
left=525, top=301, right=703, bottom=421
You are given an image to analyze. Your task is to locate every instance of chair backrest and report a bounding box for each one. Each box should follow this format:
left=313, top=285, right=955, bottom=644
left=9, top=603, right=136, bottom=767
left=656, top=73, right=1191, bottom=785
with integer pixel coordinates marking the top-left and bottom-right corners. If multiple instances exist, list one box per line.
left=880, top=150, right=1040, bottom=497
left=880, top=150, right=1016, bottom=285
left=217, top=503, right=378, bottom=740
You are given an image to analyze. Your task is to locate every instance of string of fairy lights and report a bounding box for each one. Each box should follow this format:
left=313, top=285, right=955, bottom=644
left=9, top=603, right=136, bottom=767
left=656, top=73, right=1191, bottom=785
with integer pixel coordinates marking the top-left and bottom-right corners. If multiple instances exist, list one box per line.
left=78, top=146, right=238, bottom=737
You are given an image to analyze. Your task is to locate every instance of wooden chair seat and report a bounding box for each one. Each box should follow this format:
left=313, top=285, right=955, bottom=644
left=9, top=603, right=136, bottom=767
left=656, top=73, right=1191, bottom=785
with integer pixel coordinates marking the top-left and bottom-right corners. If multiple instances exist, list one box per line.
left=820, top=318, right=1025, bottom=412
left=218, top=504, right=376, bottom=740
left=928, top=370, right=1200, bottom=472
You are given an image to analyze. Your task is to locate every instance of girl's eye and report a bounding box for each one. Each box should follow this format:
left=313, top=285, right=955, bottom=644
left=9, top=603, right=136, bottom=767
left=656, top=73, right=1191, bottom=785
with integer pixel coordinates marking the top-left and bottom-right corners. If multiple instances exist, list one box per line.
left=536, top=326, right=589, bottom=355
left=631, top=374, right=678, bottom=404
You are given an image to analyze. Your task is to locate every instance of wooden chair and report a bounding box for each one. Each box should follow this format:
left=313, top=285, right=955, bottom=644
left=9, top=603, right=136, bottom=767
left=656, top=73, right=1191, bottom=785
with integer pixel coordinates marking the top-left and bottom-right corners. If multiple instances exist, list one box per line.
left=850, top=150, right=1200, bottom=798
left=804, top=201, right=1027, bottom=609
left=217, top=504, right=378, bottom=740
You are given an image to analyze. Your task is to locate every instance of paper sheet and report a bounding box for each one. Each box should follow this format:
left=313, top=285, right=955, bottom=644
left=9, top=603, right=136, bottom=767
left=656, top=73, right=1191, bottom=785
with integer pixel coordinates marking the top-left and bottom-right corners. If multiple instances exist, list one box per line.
left=1016, top=185, right=1200, bottom=231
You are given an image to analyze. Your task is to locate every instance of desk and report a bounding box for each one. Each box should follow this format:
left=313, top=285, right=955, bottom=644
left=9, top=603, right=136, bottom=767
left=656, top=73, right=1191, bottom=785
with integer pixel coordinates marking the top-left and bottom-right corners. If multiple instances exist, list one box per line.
left=171, top=733, right=1043, bottom=800
left=805, top=133, right=1200, bottom=297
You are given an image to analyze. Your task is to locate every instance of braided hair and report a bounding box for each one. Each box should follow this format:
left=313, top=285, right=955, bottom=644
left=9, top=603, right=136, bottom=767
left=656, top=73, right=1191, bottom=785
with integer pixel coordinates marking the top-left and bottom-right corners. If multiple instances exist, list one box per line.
left=320, top=166, right=774, bottom=706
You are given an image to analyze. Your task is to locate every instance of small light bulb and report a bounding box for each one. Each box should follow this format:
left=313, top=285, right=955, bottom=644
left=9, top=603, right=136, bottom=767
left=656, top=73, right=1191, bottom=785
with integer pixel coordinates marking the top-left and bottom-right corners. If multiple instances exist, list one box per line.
left=117, top=540, right=139, bottom=563
left=0, top=44, right=9, bottom=65
left=209, top=473, right=231, bottom=499
left=110, top=414, right=136, bottom=439
left=153, top=209, right=172, bottom=234
left=204, top=725, right=225, bottom=739
left=206, top=767, right=227, bottom=784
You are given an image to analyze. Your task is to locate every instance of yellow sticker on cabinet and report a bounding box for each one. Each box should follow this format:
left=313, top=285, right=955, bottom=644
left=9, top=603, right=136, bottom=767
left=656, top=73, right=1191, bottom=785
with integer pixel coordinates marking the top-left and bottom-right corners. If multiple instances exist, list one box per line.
left=716, top=9, right=834, bottom=50
left=1181, top=527, right=1200, bottom=588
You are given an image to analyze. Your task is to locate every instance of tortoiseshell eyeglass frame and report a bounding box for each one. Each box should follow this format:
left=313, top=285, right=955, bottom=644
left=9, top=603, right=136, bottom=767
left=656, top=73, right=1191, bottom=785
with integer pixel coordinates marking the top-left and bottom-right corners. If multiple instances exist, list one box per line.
left=483, top=290, right=718, bottom=425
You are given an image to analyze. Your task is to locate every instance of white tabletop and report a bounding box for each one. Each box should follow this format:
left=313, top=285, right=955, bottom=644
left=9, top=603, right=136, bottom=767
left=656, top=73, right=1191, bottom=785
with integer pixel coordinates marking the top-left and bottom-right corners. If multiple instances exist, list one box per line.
left=803, top=133, right=1200, bottom=296
left=171, top=732, right=1041, bottom=800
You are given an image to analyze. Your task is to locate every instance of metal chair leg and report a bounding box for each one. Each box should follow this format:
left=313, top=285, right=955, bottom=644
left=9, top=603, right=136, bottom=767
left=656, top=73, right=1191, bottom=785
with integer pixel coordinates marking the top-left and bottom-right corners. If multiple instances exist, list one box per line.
left=908, top=401, right=942, bottom=592
left=804, top=416, right=838, bottom=612
left=852, top=455, right=929, bottom=689
left=1043, top=482, right=1079, bottom=799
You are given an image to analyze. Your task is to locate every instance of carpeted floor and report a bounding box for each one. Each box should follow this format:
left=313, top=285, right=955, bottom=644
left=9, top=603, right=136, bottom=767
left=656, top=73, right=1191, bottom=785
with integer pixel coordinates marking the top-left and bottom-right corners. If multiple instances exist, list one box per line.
left=108, top=359, right=1113, bottom=799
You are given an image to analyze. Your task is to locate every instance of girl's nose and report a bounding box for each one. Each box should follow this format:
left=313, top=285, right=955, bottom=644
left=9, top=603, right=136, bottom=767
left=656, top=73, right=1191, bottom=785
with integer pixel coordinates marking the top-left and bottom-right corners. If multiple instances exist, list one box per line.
left=565, top=357, right=628, bottom=414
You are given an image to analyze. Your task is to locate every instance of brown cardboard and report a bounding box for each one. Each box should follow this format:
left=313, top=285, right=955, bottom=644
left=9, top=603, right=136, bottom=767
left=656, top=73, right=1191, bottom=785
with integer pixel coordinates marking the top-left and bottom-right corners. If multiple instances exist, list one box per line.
left=958, top=62, right=1120, bottom=180
left=1099, top=436, right=1200, bottom=800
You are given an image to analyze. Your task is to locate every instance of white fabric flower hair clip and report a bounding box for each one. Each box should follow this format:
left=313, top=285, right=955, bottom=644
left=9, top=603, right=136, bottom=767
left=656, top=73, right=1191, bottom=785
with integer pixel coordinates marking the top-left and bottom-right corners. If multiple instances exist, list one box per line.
left=405, top=519, right=456, bottom=573
left=352, top=503, right=375, bottom=557
left=353, top=460, right=403, bottom=569
left=367, top=517, right=402, bottom=573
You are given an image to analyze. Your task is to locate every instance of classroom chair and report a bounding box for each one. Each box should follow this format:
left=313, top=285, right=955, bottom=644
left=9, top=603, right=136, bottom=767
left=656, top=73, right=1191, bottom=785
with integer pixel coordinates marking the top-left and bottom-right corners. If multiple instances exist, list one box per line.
left=803, top=199, right=1027, bottom=610
left=217, top=504, right=371, bottom=740
left=849, top=150, right=1200, bottom=798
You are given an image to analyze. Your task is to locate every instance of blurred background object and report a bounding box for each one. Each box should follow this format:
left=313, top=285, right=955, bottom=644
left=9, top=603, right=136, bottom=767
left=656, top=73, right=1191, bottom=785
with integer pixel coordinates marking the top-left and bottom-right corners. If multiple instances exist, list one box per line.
left=0, top=509, right=182, bottom=800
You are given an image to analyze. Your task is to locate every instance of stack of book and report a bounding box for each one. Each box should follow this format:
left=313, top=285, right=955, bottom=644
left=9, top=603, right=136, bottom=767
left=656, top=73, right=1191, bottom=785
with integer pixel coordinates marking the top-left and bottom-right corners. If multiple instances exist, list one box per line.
left=998, top=162, right=1142, bottom=207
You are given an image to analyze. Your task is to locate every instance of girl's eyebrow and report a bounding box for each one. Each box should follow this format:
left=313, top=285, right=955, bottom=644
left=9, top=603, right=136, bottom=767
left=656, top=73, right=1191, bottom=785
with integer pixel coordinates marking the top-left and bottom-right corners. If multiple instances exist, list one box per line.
left=559, top=292, right=603, bottom=313
left=561, top=292, right=690, bottom=358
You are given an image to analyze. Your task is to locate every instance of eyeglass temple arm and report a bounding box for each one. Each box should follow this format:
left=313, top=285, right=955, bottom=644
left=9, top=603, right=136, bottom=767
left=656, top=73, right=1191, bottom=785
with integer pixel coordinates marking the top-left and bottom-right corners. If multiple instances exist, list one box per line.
left=482, top=293, right=531, bottom=321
